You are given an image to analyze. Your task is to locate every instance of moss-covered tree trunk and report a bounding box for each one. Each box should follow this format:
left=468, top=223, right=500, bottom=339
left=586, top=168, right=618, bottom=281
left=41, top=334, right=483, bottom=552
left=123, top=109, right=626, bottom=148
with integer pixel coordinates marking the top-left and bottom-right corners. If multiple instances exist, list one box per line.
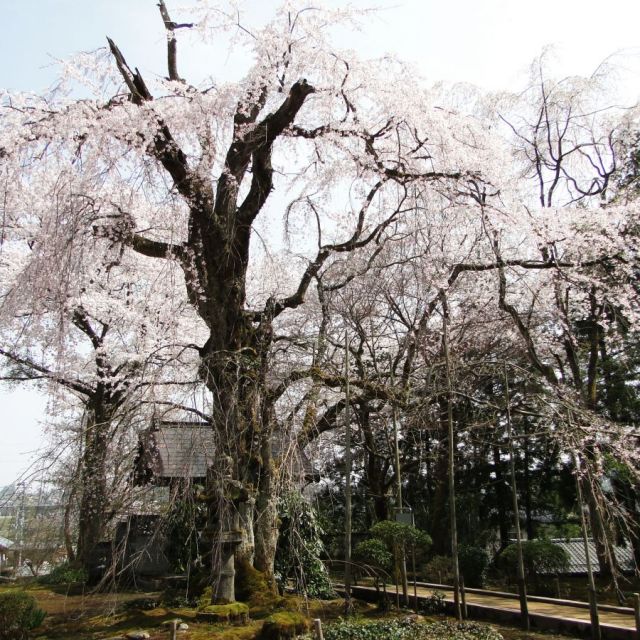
left=76, top=396, right=114, bottom=573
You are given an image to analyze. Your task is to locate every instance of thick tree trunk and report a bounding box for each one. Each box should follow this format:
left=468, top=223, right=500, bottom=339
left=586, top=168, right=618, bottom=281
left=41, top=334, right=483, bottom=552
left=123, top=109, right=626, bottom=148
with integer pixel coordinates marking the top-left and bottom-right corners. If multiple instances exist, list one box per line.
left=198, top=299, right=281, bottom=599
left=253, top=430, right=278, bottom=585
left=76, top=400, right=112, bottom=572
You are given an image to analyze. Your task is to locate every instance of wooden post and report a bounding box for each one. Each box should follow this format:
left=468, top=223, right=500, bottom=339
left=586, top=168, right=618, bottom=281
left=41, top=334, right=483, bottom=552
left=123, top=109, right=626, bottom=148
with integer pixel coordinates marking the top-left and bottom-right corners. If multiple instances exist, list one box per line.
left=170, top=620, right=177, bottom=640
left=314, top=618, right=325, bottom=640
left=461, top=575, right=468, bottom=620
left=344, top=331, right=353, bottom=614
left=412, top=543, right=418, bottom=612
left=504, top=364, right=529, bottom=631
left=391, top=368, right=409, bottom=606
left=574, top=450, right=601, bottom=640
left=634, top=593, right=640, bottom=640
left=442, top=293, right=462, bottom=621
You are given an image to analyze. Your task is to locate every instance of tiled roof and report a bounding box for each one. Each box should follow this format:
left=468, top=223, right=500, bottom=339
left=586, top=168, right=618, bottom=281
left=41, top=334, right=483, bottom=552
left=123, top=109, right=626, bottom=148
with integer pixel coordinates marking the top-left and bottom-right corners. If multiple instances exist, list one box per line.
left=151, top=425, right=216, bottom=479
left=549, top=538, right=635, bottom=574
left=272, top=430, right=318, bottom=483
left=135, top=421, right=318, bottom=483
left=0, top=535, right=14, bottom=550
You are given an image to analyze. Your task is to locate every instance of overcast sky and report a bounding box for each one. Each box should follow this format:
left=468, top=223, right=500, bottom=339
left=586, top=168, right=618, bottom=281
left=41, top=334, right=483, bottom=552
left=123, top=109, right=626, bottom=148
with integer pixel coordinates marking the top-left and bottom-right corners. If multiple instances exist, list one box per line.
left=1, top=0, right=639, bottom=486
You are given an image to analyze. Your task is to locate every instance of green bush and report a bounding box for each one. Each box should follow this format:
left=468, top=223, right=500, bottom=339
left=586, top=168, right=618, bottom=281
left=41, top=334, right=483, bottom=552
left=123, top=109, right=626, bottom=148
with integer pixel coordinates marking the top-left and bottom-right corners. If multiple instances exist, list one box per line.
left=418, top=590, right=446, bottom=614
left=424, top=555, right=454, bottom=584
left=459, top=546, right=489, bottom=588
left=354, top=538, right=393, bottom=573
left=498, top=539, right=569, bottom=591
left=0, top=591, right=46, bottom=640
left=40, top=561, right=87, bottom=585
left=370, top=521, right=432, bottom=550
left=314, top=618, right=412, bottom=640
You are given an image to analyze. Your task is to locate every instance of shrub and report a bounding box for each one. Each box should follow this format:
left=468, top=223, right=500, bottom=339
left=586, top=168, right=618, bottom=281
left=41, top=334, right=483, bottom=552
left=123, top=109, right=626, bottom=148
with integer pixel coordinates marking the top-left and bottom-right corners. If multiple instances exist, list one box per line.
left=498, top=539, right=569, bottom=592
left=40, top=561, right=87, bottom=585
left=415, top=620, right=503, bottom=640
left=418, top=590, right=446, bottom=614
left=458, top=546, right=489, bottom=588
left=370, top=521, right=432, bottom=550
left=0, top=591, right=46, bottom=640
left=314, top=618, right=412, bottom=640
left=354, top=538, right=393, bottom=574
left=424, top=555, right=454, bottom=584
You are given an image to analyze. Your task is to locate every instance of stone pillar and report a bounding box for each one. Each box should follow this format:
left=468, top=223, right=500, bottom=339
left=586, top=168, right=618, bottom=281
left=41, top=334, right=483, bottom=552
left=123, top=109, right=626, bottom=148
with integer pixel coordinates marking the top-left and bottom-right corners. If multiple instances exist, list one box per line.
left=204, top=467, right=248, bottom=604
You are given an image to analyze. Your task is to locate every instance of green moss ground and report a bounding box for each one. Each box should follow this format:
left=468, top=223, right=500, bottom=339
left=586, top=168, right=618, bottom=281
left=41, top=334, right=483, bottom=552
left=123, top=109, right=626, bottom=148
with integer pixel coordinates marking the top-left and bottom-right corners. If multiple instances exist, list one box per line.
left=0, top=580, right=603, bottom=640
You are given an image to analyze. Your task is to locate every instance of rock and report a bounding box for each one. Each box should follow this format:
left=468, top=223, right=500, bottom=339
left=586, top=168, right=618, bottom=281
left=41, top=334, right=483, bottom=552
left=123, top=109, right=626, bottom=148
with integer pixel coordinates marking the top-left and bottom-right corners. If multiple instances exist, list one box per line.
left=403, top=614, right=426, bottom=624
left=126, top=632, right=150, bottom=640
left=259, top=612, right=312, bottom=639
left=178, top=623, right=189, bottom=631
left=161, top=619, right=183, bottom=626
left=196, top=602, right=250, bottom=624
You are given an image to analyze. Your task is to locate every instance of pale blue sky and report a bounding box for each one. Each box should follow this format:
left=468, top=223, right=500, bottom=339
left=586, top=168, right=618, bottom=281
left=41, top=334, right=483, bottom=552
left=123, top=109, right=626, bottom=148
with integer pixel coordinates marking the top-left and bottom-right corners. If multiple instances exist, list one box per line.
left=0, top=0, right=639, bottom=486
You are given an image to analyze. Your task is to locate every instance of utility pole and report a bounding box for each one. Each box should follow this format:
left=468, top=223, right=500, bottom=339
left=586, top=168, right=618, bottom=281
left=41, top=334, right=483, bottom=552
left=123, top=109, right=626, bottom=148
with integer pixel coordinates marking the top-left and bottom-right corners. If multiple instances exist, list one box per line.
left=15, top=482, right=26, bottom=572
left=504, top=364, right=529, bottom=630
left=441, top=293, right=462, bottom=621
left=344, top=330, right=353, bottom=614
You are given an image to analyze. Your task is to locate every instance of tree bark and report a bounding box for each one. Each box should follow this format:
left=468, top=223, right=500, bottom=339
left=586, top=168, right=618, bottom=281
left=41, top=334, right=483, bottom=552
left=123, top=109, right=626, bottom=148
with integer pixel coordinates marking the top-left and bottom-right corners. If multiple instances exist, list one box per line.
left=76, top=399, right=113, bottom=572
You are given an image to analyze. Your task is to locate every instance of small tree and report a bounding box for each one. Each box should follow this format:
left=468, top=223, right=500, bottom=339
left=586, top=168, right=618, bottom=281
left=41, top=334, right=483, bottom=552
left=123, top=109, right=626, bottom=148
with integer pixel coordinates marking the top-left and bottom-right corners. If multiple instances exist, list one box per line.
left=458, top=545, right=489, bottom=588
left=353, top=538, right=393, bottom=607
left=369, top=521, right=431, bottom=599
left=498, top=540, right=569, bottom=594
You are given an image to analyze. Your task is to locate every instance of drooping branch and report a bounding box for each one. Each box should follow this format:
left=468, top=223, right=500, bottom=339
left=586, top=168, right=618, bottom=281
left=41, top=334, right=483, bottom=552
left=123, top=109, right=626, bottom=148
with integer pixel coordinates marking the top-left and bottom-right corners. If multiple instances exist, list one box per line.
left=266, top=181, right=395, bottom=318
left=143, top=399, right=212, bottom=424
left=0, top=348, right=93, bottom=396
left=497, top=263, right=558, bottom=385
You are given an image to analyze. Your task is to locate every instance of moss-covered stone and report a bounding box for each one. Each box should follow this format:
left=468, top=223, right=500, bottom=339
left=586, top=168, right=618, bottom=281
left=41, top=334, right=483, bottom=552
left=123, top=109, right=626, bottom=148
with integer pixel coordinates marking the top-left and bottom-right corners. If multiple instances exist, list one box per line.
left=195, top=602, right=250, bottom=625
left=258, top=611, right=311, bottom=640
